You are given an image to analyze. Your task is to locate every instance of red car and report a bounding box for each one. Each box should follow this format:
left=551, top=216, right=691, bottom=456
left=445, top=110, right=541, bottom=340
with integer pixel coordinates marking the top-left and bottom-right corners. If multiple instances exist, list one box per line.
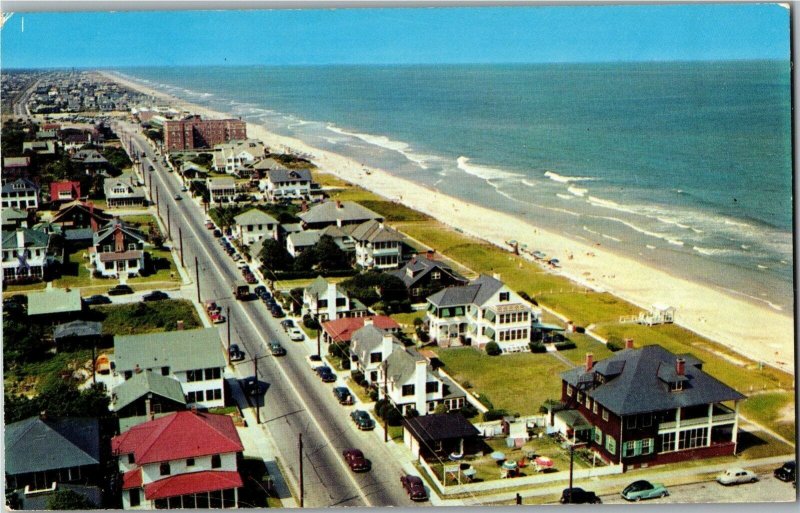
left=342, top=448, right=370, bottom=472
left=400, top=475, right=428, bottom=501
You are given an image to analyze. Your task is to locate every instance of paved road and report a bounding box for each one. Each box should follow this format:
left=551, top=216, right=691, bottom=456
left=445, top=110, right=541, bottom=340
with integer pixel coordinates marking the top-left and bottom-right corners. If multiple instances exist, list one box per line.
left=115, top=122, right=423, bottom=508
left=599, top=471, right=796, bottom=505
left=11, top=77, right=38, bottom=118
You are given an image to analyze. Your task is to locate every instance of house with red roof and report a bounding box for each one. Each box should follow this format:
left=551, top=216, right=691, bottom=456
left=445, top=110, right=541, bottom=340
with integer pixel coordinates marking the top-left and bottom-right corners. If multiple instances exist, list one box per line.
left=320, top=315, right=400, bottom=344
left=112, top=411, right=244, bottom=509
left=49, top=180, right=82, bottom=205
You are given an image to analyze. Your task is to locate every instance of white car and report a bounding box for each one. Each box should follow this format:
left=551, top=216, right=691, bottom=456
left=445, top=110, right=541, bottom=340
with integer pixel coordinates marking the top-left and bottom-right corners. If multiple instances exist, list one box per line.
left=716, top=468, right=758, bottom=486
left=288, top=327, right=305, bottom=341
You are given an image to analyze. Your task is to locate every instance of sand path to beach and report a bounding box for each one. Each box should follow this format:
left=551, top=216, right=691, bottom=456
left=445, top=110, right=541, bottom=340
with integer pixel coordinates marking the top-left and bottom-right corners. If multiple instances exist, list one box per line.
left=104, top=72, right=794, bottom=375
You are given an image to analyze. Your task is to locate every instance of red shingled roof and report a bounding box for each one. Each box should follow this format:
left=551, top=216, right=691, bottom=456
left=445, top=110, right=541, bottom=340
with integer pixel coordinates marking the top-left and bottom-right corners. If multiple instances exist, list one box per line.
left=322, top=315, right=400, bottom=343
left=50, top=181, right=81, bottom=201
left=112, top=411, right=243, bottom=464
left=144, top=471, right=243, bottom=500
left=122, top=468, right=142, bottom=490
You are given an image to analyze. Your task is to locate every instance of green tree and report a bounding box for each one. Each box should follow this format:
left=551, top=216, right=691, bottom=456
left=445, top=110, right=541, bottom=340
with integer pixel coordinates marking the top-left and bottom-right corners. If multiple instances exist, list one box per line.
left=340, top=271, right=410, bottom=312
left=314, top=235, right=350, bottom=272
left=485, top=341, right=501, bottom=356
left=3, top=319, right=48, bottom=370
left=45, top=490, right=96, bottom=510
left=259, top=239, right=293, bottom=273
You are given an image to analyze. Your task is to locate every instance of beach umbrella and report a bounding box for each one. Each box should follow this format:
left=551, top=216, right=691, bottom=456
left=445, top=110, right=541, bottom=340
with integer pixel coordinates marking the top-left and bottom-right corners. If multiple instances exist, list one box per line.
left=534, top=456, right=554, bottom=468
left=490, top=451, right=506, bottom=461
left=502, top=460, right=518, bottom=470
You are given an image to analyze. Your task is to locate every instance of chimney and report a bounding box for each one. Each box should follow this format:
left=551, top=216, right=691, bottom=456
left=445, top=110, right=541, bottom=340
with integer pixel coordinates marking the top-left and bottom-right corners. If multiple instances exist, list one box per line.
left=39, top=410, right=47, bottom=421
left=191, top=406, right=198, bottom=414
left=335, top=200, right=342, bottom=209
left=585, top=353, right=594, bottom=372
left=363, top=317, right=374, bottom=327
left=114, top=226, right=124, bottom=252
left=676, top=358, right=685, bottom=376
left=15, top=229, right=24, bottom=249
left=177, top=320, right=184, bottom=331
left=625, top=338, right=634, bottom=350
left=300, top=199, right=308, bottom=212
left=426, top=249, right=435, bottom=260
left=415, top=359, right=427, bottom=414
left=382, top=333, right=394, bottom=362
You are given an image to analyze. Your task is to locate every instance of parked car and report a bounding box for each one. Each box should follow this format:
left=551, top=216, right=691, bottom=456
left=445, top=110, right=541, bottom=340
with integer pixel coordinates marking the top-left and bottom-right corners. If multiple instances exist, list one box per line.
left=342, top=448, right=370, bottom=472
left=181, top=186, right=188, bottom=192
left=244, top=274, right=257, bottom=284
left=271, top=307, right=285, bottom=319
left=269, top=341, right=287, bottom=356
left=213, top=229, right=222, bottom=237
left=254, top=285, right=268, bottom=298
left=174, top=194, right=182, bottom=200
left=280, top=319, right=295, bottom=331
left=717, top=468, right=758, bottom=486
left=318, top=368, right=336, bottom=383
left=229, top=344, right=245, bottom=362
left=287, top=327, right=305, bottom=341
left=206, top=221, right=215, bottom=229
left=84, top=294, right=111, bottom=305
left=243, top=376, right=267, bottom=396
left=108, top=284, right=134, bottom=296
left=621, top=480, right=668, bottom=501
left=210, top=312, right=226, bottom=324
left=142, top=290, right=169, bottom=302
left=333, top=387, right=354, bottom=405
left=400, top=475, right=428, bottom=502
left=240, top=265, right=251, bottom=275
left=560, top=488, right=601, bottom=504
left=774, top=461, right=796, bottom=482
left=350, top=410, right=375, bottom=431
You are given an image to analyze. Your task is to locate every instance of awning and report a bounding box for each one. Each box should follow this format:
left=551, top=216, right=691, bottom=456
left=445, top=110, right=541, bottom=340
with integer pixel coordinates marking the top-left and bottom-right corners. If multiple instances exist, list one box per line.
left=532, top=322, right=565, bottom=332
left=555, top=409, right=592, bottom=430
left=483, top=309, right=496, bottom=322
left=484, top=326, right=496, bottom=339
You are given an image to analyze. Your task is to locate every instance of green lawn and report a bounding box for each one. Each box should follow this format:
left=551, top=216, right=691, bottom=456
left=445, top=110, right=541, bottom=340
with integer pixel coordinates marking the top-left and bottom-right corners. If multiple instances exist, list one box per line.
left=120, top=214, right=158, bottom=227
left=128, top=248, right=182, bottom=286
left=53, top=248, right=94, bottom=289
left=4, top=347, right=98, bottom=396
left=2, top=281, right=47, bottom=294
left=433, top=347, right=569, bottom=415
left=92, top=299, right=202, bottom=335
left=739, top=391, right=796, bottom=443
left=557, top=333, right=615, bottom=366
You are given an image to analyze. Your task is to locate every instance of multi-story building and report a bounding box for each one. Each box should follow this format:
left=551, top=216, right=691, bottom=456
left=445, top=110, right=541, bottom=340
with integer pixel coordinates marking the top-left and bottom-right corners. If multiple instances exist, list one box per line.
left=557, top=343, right=745, bottom=469
left=389, top=253, right=468, bottom=303
left=163, top=115, right=247, bottom=151
left=49, top=180, right=82, bottom=204
left=425, top=274, right=538, bottom=352
left=1, top=228, right=58, bottom=282
left=114, top=328, right=227, bottom=410
left=232, top=208, right=279, bottom=246
left=298, top=200, right=382, bottom=230
left=206, top=177, right=237, bottom=206
left=112, top=411, right=243, bottom=510
left=90, top=220, right=148, bottom=278
left=302, top=276, right=368, bottom=322
left=349, top=220, right=404, bottom=270
left=213, top=139, right=266, bottom=176
left=2, top=178, right=39, bottom=209
left=264, top=168, right=313, bottom=200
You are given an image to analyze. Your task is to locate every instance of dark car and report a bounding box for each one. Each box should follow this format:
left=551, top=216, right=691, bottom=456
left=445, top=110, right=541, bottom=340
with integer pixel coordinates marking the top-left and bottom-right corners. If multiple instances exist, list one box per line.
left=280, top=319, right=295, bottom=331
left=333, top=386, right=354, bottom=405
left=319, top=370, right=336, bottom=383
left=774, top=461, right=796, bottom=482
left=400, top=475, right=428, bottom=502
left=342, top=448, right=370, bottom=472
left=229, top=344, right=245, bottom=362
left=271, top=307, right=285, bottom=319
left=213, top=229, right=222, bottom=238
left=142, top=290, right=169, bottom=302
left=269, top=341, right=287, bottom=356
left=84, top=294, right=112, bottom=305
left=254, top=285, right=268, bottom=298
left=560, top=488, right=601, bottom=504
left=350, top=410, right=375, bottom=431
left=244, top=274, right=257, bottom=284
left=243, top=376, right=267, bottom=396
left=108, top=284, right=134, bottom=296
left=174, top=194, right=182, bottom=200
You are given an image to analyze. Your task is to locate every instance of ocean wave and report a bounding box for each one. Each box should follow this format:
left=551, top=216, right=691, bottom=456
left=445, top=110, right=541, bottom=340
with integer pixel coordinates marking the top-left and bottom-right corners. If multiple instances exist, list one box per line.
left=326, top=124, right=433, bottom=169
left=586, top=196, right=638, bottom=215
left=692, top=246, right=733, bottom=256
left=567, top=185, right=587, bottom=197
left=646, top=244, right=656, bottom=249
left=667, top=239, right=684, bottom=247
left=521, top=180, right=537, bottom=188
left=582, top=226, right=599, bottom=235
left=556, top=193, right=573, bottom=201
left=544, top=171, right=596, bottom=183
left=456, top=156, right=525, bottom=181
left=757, top=264, right=768, bottom=269
left=602, top=234, right=622, bottom=242
left=717, top=285, right=783, bottom=311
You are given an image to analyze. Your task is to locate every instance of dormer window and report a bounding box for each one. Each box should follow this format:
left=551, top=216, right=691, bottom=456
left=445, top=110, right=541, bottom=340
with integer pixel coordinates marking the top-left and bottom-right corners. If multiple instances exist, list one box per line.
left=670, top=381, right=683, bottom=392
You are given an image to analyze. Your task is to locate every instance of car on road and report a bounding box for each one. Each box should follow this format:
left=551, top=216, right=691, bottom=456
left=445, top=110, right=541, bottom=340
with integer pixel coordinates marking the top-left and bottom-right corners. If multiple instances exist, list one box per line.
left=174, top=194, right=182, bottom=200
left=84, top=294, right=112, bottom=305
left=717, top=468, right=758, bottom=486
left=317, top=367, right=336, bottom=383
left=333, top=386, right=354, bottom=405
left=142, top=290, right=169, bottom=302
left=244, top=273, right=257, bottom=284
left=181, top=186, right=188, bottom=192
left=206, top=221, right=215, bottom=229
left=213, top=229, right=222, bottom=237
left=280, top=319, right=295, bottom=331
left=287, top=327, right=305, bottom=341
left=270, top=307, right=285, bottom=319
left=108, top=284, right=134, bottom=296
left=774, top=461, right=796, bottom=482
left=350, top=410, right=375, bottom=431
left=560, top=487, right=601, bottom=504
left=229, top=344, right=245, bottom=362
left=400, top=475, right=428, bottom=502
left=243, top=376, right=267, bottom=396
left=621, top=480, right=668, bottom=501
left=254, top=285, right=268, bottom=298
left=342, top=448, right=370, bottom=472
left=269, top=341, right=287, bottom=356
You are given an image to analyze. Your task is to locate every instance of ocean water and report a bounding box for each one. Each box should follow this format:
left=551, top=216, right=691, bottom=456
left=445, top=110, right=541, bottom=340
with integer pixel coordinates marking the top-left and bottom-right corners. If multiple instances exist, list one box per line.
left=116, top=62, right=794, bottom=311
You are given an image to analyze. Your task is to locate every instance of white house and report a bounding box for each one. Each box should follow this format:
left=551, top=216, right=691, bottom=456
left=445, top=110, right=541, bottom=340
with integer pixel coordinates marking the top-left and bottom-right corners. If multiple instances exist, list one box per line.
left=213, top=139, right=266, bottom=176
left=206, top=177, right=237, bottom=206
left=286, top=230, right=320, bottom=258
left=348, top=219, right=404, bottom=269
left=112, top=411, right=243, bottom=510
left=425, top=274, right=539, bottom=352
left=113, top=328, right=227, bottom=409
left=90, top=220, right=148, bottom=278
left=103, top=174, right=146, bottom=208
left=1, top=178, right=40, bottom=209
left=232, top=208, right=279, bottom=246
left=264, top=168, right=313, bottom=200
left=302, top=276, right=367, bottom=322
left=1, top=228, right=57, bottom=281
left=350, top=321, right=399, bottom=383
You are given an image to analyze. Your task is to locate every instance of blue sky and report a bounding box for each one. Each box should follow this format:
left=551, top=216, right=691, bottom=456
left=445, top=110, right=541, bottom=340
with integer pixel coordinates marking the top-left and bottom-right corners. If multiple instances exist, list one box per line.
left=1, top=4, right=790, bottom=68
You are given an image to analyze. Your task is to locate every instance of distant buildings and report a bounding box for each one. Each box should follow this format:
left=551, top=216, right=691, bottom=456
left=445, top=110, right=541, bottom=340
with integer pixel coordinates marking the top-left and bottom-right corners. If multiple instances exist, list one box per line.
left=299, top=200, right=383, bottom=230
left=163, top=115, right=247, bottom=151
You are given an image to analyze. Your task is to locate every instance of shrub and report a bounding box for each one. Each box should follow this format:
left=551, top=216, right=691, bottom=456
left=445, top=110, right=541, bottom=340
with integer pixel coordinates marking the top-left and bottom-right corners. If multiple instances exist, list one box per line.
left=485, top=341, right=502, bottom=356
left=529, top=342, right=547, bottom=353
left=434, top=404, right=448, bottom=415
left=518, top=290, right=538, bottom=306
left=351, top=370, right=366, bottom=388
left=340, top=358, right=351, bottom=370
left=369, top=387, right=379, bottom=402
left=303, top=314, right=320, bottom=331
left=460, top=403, right=479, bottom=419
left=413, top=317, right=424, bottom=327
left=606, top=340, right=623, bottom=352
left=404, top=408, right=419, bottom=419
left=416, top=328, right=429, bottom=343
left=482, top=409, right=509, bottom=422
left=554, top=341, right=577, bottom=351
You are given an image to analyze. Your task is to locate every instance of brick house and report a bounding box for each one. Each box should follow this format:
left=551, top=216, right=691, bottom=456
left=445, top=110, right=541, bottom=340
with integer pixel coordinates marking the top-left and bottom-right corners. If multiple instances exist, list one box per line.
left=557, top=343, right=745, bottom=469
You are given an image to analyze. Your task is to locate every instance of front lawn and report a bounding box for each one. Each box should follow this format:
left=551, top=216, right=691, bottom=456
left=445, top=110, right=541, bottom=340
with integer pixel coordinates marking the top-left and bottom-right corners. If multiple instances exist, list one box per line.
left=128, top=248, right=182, bottom=285
left=91, top=299, right=202, bottom=335
left=433, top=347, right=569, bottom=415
left=739, top=391, right=796, bottom=443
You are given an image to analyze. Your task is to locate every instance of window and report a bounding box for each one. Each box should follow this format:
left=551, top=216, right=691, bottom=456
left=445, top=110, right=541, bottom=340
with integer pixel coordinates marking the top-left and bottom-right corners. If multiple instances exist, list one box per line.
left=566, top=385, right=573, bottom=397
left=127, top=453, right=135, bottom=464
left=499, top=292, right=510, bottom=302
left=593, top=402, right=599, bottom=414
left=402, top=384, right=415, bottom=396
left=431, top=271, right=441, bottom=280
left=577, top=392, right=584, bottom=403
left=641, top=438, right=653, bottom=455
left=370, top=352, right=382, bottom=364
left=207, top=389, right=222, bottom=400
left=426, top=381, right=439, bottom=393
left=605, top=435, right=617, bottom=455
left=161, top=366, right=170, bottom=376
left=160, top=462, right=171, bottom=476
left=586, top=397, right=592, bottom=409
left=336, top=298, right=347, bottom=306
left=623, top=440, right=637, bottom=458
left=187, top=458, right=195, bottom=467
left=205, top=367, right=221, bottom=380
left=128, top=243, right=136, bottom=251
left=593, top=427, right=603, bottom=445
left=642, top=413, right=652, bottom=427
left=670, top=381, right=683, bottom=392
left=211, top=454, right=222, bottom=469
left=660, top=432, right=676, bottom=453
left=103, top=245, right=111, bottom=253
left=317, top=299, right=328, bottom=308
left=129, top=489, right=141, bottom=508
left=678, top=427, right=708, bottom=450
left=602, top=409, right=609, bottom=421
left=626, top=416, right=637, bottom=429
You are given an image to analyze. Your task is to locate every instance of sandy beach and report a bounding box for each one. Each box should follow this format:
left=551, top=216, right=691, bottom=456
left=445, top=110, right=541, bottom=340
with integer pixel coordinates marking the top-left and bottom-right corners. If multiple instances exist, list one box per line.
left=102, top=71, right=795, bottom=375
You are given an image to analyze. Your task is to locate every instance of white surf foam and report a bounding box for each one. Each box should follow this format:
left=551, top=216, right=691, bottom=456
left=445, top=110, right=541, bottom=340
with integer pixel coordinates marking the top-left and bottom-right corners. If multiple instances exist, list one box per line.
left=544, top=171, right=595, bottom=183
left=456, top=156, right=525, bottom=181
left=587, top=196, right=638, bottom=215
left=567, top=185, right=588, bottom=197
left=556, top=193, right=573, bottom=201
left=602, top=234, right=622, bottom=242
left=521, top=180, right=537, bottom=188
left=326, top=124, right=433, bottom=169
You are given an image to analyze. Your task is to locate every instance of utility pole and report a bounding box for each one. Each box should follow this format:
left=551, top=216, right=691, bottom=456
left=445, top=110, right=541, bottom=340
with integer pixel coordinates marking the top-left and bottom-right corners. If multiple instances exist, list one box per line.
left=91, top=343, right=97, bottom=385
left=166, top=204, right=171, bottom=240
left=195, top=256, right=200, bottom=303
left=254, top=356, right=260, bottom=424
left=568, top=443, right=575, bottom=501
left=155, top=186, right=160, bottom=216
left=179, top=227, right=184, bottom=267
left=298, top=433, right=304, bottom=508
left=315, top=292, right=321, bottom=357
left=227, top=307, right=232, bottom=365
left=383, top=360, right=389, bottom=443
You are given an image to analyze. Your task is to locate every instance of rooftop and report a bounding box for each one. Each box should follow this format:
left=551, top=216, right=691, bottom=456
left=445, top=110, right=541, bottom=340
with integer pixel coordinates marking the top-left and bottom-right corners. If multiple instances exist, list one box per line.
left=114, top=327, right=226, bottom=373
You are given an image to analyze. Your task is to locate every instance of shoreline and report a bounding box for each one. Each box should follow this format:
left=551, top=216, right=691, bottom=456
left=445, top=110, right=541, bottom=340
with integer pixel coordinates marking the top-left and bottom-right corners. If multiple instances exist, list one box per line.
left=100, top=70, right=795, bottom=375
